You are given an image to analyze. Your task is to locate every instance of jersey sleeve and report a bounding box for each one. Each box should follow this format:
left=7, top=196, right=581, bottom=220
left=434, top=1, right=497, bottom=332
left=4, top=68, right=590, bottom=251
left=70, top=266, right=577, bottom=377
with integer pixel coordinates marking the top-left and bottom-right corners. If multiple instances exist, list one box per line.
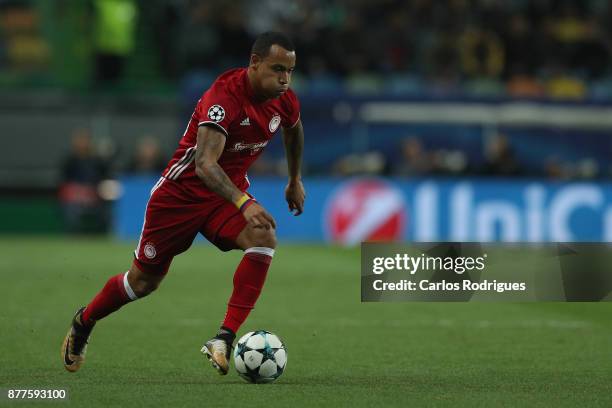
left=280, top=89, right=301, bottom=129
left=195, top=83, right=241, bottom=136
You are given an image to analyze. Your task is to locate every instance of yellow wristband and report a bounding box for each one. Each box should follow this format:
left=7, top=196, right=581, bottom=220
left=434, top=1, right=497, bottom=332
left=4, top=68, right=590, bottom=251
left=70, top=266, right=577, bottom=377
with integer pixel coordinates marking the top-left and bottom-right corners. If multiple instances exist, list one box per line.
left=234, top=194, right=250, bottom=210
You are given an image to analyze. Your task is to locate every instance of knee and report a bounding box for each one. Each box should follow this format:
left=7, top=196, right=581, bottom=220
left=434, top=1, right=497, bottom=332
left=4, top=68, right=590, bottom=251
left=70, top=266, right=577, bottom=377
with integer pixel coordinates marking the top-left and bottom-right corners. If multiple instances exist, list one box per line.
left=127, top=266, right=163, bottom=298
left=130, top=278, right=160, bottom=298
left=250, top=227, right=277, bottom=249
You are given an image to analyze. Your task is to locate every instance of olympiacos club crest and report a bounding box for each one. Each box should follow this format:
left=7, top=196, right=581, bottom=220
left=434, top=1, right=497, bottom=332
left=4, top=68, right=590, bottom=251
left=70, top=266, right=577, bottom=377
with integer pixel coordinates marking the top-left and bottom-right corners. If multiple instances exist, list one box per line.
left=325, top=179, right=406, bottom=245
left=144, top=242, right=156, bottom=259
left=269, top=114, right=281, bottom=132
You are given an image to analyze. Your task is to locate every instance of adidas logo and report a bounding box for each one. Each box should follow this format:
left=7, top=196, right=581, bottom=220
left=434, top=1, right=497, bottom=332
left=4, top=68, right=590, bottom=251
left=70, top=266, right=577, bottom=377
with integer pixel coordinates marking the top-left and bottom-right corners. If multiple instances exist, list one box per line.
left=240, top=117, right=250, bottom=126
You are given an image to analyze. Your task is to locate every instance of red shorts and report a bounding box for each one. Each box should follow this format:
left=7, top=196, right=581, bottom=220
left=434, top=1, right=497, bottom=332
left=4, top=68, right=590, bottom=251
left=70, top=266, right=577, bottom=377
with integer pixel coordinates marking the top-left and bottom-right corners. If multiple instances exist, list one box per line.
left=133, top=177, right=248, bottom=275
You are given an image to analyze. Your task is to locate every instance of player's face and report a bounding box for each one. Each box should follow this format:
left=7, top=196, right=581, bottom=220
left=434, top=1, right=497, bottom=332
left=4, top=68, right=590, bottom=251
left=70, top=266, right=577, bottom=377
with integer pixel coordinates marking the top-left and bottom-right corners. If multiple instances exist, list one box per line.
left=251, top=44, right=296, bottom=99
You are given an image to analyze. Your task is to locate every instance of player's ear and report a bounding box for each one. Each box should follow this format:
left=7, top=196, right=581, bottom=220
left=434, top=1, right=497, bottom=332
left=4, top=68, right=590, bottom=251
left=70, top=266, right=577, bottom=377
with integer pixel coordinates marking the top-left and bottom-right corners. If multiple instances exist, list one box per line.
left=250, top=54, right=262, bottom=69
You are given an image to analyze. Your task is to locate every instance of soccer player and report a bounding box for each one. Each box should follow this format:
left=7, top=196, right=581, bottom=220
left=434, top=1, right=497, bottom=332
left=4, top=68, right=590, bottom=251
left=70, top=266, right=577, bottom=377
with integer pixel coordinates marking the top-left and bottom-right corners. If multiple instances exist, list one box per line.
left=62, top=32, right=305, bottom=376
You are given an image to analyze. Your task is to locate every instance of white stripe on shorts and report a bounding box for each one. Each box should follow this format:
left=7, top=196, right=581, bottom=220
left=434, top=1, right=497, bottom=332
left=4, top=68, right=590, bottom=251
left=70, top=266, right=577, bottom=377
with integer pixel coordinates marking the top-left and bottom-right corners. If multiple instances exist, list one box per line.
left=135, top=177, right=165, bottom=259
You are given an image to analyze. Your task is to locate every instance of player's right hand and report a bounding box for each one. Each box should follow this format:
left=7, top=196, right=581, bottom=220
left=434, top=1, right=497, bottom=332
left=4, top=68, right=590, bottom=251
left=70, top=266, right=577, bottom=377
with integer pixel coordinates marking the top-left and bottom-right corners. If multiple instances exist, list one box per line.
left=242, top=202, right=276, bottom=230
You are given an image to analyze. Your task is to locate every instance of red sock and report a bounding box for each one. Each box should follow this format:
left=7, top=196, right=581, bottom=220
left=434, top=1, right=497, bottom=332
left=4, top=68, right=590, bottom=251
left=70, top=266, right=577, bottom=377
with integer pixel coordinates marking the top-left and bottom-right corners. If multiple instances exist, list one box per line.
left=222, top=247, right=274, bottom=333
left=81, top=272, right=137, bottom=326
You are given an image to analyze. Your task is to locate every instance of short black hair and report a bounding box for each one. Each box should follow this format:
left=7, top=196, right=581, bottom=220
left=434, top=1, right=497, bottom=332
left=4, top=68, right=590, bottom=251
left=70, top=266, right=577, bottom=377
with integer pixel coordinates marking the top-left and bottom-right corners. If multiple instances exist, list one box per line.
left=251, top=31, right=295, bottom=58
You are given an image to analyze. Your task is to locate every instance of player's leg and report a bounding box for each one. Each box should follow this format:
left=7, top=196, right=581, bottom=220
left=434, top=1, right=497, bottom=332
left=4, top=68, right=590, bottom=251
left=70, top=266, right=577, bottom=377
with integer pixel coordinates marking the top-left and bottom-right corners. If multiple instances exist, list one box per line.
left=202, top=218, right=277, bottom=375
left=62, top=177, right=200, bottom=372
left=222, top=225, right=276, bottom=334
left=82, top=261, right=167, bottom=325
left=61, top=261, right=168, bottom=372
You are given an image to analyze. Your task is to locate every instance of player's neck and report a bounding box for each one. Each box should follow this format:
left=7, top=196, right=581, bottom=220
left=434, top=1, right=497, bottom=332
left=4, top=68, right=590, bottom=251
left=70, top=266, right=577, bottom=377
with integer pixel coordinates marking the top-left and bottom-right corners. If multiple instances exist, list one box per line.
left=246, top=68, right=270, bottom=103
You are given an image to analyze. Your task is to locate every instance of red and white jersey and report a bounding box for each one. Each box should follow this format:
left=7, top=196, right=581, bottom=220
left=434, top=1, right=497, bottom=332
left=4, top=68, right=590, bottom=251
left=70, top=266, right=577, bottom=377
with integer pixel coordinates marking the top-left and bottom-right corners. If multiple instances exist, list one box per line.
left=162, top=68, right=300, bottom=200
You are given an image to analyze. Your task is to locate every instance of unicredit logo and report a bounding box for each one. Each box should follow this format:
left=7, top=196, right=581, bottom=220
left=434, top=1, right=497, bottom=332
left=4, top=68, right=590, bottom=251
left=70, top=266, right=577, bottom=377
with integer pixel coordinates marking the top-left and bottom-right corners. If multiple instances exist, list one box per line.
left=325, top=178, right=406, bottom=245
left=324, top=179, right=612, bottom=243
left=410, top=182, right=612, bottom=242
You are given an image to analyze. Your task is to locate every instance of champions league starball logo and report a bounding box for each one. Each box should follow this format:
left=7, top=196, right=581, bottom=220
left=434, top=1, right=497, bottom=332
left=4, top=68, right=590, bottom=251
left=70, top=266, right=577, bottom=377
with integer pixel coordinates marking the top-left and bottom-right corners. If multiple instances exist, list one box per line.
left=325, top=179, right=406, bottom=246
left=207, top=105, right=225, bottom=122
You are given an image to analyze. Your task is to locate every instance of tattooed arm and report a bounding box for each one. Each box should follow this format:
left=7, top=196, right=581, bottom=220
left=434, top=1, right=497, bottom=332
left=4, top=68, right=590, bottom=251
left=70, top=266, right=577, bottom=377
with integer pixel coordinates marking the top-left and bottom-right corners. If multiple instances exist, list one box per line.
left=195, top=126, right=242, bottom=203
left=195, top=126, right=276, bottom=228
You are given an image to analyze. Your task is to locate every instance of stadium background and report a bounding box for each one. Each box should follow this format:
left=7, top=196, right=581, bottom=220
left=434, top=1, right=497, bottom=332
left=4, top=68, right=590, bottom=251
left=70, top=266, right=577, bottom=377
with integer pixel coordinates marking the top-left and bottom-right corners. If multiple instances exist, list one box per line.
left=1, top=1, right=611, bottom=407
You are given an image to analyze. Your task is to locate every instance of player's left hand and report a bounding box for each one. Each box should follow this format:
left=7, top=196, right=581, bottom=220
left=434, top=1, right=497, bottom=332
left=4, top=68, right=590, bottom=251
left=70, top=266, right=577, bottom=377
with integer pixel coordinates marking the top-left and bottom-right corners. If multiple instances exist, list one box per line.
left=285, top=179, right=305, bottom=216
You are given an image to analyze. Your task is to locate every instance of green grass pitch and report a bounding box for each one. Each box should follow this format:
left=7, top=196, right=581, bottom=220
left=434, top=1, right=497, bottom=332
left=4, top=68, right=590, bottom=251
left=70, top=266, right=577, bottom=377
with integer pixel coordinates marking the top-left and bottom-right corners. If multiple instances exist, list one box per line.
left=0, top=237, right=611, bottom=407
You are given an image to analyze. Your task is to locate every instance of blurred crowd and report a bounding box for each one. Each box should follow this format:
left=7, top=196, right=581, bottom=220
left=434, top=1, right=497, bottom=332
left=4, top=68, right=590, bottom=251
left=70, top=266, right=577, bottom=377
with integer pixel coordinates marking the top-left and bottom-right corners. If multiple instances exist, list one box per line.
left=172, top=0, right=612, bottom=100
left=2, top=0, right=612, bottom=99
left=58, top=128, right=166, bottom=233
left=329, top=133, right=605, bottom=180
left=59, top=126, right=606, bottom=184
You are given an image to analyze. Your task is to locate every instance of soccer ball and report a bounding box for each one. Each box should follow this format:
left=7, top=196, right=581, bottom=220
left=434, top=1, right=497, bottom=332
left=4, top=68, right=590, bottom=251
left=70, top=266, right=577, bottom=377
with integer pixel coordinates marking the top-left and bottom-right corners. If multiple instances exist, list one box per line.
left=233, top=330, right=287, bottom=383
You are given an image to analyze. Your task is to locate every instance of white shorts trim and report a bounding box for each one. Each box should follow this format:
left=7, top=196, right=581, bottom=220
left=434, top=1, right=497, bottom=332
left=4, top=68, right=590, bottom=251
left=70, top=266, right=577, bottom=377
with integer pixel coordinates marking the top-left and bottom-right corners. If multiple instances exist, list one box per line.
left=135, top=177, right=165, bottom=260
